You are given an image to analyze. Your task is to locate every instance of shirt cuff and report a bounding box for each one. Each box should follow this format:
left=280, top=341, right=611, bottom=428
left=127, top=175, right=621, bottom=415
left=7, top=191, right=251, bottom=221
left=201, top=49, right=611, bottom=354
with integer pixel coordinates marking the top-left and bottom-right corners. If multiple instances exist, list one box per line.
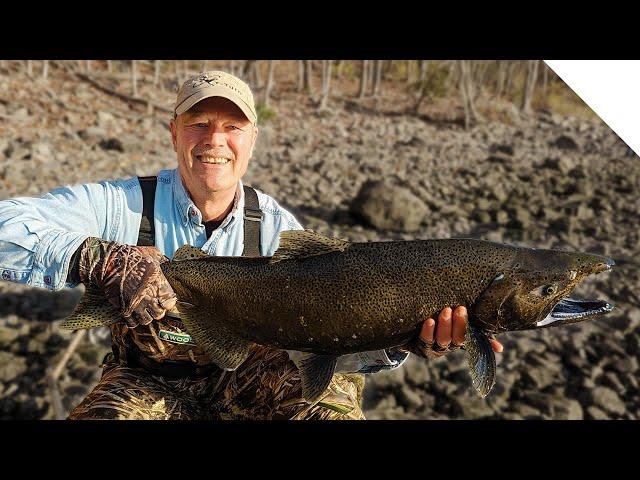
left=30, top=230, right=90, bottom=290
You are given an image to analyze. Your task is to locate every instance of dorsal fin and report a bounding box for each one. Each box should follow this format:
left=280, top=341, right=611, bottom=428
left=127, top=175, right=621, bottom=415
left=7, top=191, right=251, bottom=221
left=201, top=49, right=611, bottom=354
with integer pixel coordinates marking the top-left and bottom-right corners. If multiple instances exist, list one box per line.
left=270, top=230, right=351, bottom=263
left=172, top=245, right=210, bottom=262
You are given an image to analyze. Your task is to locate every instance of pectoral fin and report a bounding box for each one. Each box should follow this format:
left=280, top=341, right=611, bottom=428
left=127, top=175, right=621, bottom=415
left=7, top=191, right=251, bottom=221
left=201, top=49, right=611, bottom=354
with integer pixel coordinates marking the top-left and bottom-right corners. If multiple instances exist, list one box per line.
left=296, top=353, right=339, bottom=403
left=465, top=326, right=496, bottom=398
left=175, top=301, right=251, bottom=371
left=60, top=286, right=122, bottom=330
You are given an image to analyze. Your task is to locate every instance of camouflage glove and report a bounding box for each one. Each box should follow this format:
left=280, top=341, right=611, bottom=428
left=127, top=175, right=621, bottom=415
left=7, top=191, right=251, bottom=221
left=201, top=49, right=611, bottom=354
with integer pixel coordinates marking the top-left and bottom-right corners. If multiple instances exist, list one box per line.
left=71, top=237, right=177, bottom=328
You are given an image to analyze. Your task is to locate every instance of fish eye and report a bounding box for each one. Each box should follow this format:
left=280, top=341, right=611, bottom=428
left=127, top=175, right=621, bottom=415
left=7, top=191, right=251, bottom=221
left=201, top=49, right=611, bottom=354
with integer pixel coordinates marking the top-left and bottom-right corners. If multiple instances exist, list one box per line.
left=531, top=284, right=559, bottom=297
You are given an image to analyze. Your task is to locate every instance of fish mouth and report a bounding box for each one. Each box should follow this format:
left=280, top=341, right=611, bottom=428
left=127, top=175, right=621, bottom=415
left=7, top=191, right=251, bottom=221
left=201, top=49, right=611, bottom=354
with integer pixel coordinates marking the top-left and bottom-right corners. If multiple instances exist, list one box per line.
left=536, top=297, right=615, bottom=328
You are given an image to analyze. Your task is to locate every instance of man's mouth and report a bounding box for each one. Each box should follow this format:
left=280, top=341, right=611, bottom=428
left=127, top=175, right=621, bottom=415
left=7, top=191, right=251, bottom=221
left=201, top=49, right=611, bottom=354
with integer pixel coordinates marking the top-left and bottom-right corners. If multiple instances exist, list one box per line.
left=196, top=155, right=231, bottom=165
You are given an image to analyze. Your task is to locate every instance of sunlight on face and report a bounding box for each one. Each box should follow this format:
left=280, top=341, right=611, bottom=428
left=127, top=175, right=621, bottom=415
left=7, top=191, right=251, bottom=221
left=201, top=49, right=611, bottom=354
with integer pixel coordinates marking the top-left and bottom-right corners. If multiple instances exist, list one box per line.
left=170, top=97, right=258, bottom=201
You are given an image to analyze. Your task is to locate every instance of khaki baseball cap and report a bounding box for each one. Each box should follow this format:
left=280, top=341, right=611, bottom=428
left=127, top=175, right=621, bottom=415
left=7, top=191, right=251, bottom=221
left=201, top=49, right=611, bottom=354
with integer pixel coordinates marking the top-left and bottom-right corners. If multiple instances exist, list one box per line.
left=173, top=71, right=257, bottom=124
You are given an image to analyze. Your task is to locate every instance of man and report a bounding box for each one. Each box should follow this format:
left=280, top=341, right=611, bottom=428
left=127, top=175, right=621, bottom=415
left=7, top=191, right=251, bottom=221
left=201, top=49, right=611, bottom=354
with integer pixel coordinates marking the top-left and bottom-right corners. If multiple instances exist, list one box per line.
left=0, top=70, right=503, bottom=419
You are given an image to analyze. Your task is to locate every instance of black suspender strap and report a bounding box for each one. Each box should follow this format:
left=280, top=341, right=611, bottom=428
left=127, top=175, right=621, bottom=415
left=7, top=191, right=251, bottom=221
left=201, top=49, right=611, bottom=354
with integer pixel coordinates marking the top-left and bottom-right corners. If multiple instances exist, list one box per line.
left=137, top=176, right=157, bottom=247
left=242, top=185, right=263, bottom=257
left=136, top=177, right=262, bottom=256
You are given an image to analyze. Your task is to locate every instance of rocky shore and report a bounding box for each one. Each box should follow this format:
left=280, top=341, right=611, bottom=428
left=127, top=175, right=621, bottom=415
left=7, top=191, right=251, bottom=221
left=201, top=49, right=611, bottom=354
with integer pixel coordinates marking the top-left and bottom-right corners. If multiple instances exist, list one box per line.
left=1, top=64, right=637, bottom=419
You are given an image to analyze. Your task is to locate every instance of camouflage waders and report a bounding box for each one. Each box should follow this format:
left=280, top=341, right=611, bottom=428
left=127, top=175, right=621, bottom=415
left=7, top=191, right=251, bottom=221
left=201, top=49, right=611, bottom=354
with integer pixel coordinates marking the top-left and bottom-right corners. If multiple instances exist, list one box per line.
left=68, top=321, right=365, bottom=420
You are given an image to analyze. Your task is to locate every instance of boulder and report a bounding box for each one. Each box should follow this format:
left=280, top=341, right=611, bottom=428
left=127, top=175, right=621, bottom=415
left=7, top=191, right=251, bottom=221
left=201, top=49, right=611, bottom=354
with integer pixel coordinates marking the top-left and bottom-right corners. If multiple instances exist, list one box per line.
left=349, top=180, right=428, bottom=232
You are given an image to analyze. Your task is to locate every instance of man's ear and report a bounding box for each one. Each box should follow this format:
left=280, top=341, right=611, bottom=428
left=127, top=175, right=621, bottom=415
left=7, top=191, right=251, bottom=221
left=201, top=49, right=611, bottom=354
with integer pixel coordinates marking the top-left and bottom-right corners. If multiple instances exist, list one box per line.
left=169, top=119, right=178, bottom=152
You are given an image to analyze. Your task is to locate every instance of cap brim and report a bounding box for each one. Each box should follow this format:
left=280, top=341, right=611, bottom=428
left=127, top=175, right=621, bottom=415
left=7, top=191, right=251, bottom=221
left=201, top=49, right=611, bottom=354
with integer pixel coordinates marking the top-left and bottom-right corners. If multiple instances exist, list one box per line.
left=174, top=85, right=257, bottom=124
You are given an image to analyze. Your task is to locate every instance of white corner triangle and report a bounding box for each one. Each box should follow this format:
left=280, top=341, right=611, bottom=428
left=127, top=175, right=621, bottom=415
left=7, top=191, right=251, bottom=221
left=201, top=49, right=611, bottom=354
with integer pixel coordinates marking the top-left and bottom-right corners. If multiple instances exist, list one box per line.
left=544, top=60, right=639, bottom=155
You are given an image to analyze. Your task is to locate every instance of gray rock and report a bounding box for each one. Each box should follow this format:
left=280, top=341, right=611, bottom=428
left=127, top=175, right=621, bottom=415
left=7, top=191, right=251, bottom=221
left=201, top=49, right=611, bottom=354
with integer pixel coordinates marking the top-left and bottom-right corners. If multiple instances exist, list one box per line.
left=590, top=386, right=626, bottom=416
left=349, top=180, right=429, bottom=232
left=586, top=406, right=609, bottom=420
left=396, top=385, right=423, bottom=410
left=522, top=367, right=557, bottom=390
left=0, top=351, right=27, bottom=382
left=552, top=398, right=584, bottom=420
left=554, top=135, right=580, bottom=150
left=404, top=357, right=431, bottom=386
left=0, top=326, right=20, bottom=348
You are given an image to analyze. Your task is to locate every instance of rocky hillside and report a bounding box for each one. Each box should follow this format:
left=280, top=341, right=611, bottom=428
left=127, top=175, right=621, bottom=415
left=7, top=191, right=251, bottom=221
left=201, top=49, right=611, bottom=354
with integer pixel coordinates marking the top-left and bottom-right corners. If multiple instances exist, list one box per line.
left=0, top=62, right=637, bottom=420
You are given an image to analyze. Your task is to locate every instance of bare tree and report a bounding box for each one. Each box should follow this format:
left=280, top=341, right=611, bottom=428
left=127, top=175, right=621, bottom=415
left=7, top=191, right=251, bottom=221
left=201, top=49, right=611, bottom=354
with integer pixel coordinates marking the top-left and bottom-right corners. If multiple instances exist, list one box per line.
left=541, top=62, right=549, bottom=99
left=495, top=60, right=507, bottom=98
left=85, top=60, right=91, bottom=72
left=107, top=60, right=113, bottom=73
left=520, top=60, right=539, bottom=114
left=304, top=60, right=314, bottom=96
left=264, top=60, right=276, bottom=108
left=42, top=60, right=49, bottom=81
left=420, top=60, right=428, bottom=81
left=371, top=60, right=383, bottom=98
left=504, top=61, right=516, bottom=97
left=26, top=60, right=33, bottom=76
left=358, top=60, right=369, bottom=99
left=318, top=60, right=333, bottom=110
left=201, top=60, right=209, bottom=72
left=132, top=60, right=138, bottom=97
left=297, top=61, right=305, bottom=92
left=459, top=60, right=483, bottom=129
left=154, top=61, right=161, bottom=86
left=229, top=59, right=236, bottom=76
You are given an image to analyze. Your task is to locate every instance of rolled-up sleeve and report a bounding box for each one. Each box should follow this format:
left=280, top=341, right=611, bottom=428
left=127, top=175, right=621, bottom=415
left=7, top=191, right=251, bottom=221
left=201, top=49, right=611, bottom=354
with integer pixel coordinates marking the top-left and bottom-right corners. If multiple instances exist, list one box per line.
left=0, top=178, right=141, bottom=291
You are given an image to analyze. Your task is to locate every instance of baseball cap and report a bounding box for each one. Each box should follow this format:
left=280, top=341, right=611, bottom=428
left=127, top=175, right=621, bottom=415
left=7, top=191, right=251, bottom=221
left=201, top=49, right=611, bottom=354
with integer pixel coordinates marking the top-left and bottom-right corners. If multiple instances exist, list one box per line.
left=173, top=70, right=257, bottom=124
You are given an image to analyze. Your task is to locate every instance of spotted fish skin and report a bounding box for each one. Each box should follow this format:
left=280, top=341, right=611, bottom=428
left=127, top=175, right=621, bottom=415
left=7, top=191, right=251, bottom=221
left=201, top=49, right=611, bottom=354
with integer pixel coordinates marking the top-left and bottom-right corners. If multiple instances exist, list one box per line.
left=163, top=238, right=515, bottom=355
left=65, top=231, right=614, bottom=401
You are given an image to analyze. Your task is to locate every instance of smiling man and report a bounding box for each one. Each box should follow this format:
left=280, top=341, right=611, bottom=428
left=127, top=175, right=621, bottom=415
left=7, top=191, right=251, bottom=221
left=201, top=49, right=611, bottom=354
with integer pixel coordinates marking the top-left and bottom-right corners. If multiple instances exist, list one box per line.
left=0, top=70, right=502, bottom=419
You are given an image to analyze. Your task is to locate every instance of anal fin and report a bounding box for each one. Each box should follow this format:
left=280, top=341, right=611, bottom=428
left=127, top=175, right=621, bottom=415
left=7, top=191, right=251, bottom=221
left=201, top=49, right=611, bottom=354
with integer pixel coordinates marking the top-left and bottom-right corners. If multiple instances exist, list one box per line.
left=176, top=301, right=251, bottom=371
left=296, top=353, right=339, bottom=403
left=465, top=326, right=496, bottom=398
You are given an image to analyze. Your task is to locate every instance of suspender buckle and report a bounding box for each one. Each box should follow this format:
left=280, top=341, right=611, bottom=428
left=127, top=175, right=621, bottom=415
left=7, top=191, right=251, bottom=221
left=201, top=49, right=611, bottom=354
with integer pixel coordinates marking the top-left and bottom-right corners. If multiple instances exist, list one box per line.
left=244, top=209, right=263, bottom=222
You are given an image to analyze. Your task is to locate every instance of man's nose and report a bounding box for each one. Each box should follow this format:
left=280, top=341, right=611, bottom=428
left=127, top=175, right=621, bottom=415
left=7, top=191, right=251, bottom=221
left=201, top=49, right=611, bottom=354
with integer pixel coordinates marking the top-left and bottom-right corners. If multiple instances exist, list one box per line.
left=204, top=129, right=226, bottom=147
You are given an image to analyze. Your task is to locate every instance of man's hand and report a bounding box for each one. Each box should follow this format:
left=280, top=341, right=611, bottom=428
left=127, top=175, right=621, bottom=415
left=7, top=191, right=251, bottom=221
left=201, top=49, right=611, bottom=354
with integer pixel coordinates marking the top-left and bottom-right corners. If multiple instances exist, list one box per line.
left=403, top=306, right=504, bottom=358
left=75, top=238, right=178, bottom=328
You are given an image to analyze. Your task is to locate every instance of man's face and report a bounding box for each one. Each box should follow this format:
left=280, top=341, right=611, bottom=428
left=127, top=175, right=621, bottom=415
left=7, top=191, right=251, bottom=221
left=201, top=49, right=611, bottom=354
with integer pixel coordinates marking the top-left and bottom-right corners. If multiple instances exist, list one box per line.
left=170, top=96, right=258, bottom=199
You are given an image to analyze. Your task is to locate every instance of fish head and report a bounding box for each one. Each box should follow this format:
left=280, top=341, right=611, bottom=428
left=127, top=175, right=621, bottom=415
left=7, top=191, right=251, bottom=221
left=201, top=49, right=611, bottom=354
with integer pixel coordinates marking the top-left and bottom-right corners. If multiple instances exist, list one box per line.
left=474, top=248, right=614, bottom=332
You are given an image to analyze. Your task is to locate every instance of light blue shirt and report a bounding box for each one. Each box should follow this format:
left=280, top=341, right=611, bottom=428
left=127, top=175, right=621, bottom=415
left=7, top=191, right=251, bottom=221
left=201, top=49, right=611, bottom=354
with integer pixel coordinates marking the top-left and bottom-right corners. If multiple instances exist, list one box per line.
left=0, top=168, right=409, bottom=373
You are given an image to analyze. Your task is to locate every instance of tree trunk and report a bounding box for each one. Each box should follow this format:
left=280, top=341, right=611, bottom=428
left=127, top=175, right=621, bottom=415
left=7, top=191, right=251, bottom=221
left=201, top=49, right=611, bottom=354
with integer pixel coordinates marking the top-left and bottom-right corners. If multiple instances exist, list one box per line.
left=107, top=60, right=113, bottom=73
left=42, top=60, right=49, bottom=81
left=504, top=61, right=516, bottom=97
left=229, top=59, right=236, bottom=76
left=318, top=60, right=333, bottom=110
left=541, top=63, right=549, bottom=98
left=303, top=60, right=313, bottom=95
left=182, top=60, right=189, bottom=81
left=495, top=60, right=507, bottom=98
left=358, top=60, right=368, bottom=99
left=520, top=60, right=539, bottom=114
left=85, top=60, right=91, bottom=72
left=132, top=60, right=138, bottom=97
left=420, top=60, right=428, bottom=81
left=459, top=60, right=482, bottom=129
left=154, top=61, right=161, bottom=86
left=201, top=60, right=209, bottom=72
left=336, top=60, right=345, bottom=79
left=406, top=60, right=413, bottom=83
left=371, top=60, right=383, bottom=97
left=264, top=60, right=276, bottom=107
